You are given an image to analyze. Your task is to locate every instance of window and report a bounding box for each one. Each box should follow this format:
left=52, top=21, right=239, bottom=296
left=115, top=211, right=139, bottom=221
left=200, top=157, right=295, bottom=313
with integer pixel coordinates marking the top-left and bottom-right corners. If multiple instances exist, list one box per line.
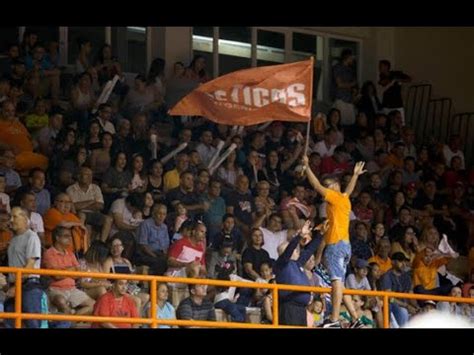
left=0, top=27, right=19, bottom=53
left=218, top=27, right=251, bottom=76
left=112, top=27, right=147, bottom=74
left=68, top=27, right=106, bottom=65
left=192, top=27, right=214, bottom=78
left=256, top=29, right=285, bottom=67
left=291, top=32, right=324, bottom=101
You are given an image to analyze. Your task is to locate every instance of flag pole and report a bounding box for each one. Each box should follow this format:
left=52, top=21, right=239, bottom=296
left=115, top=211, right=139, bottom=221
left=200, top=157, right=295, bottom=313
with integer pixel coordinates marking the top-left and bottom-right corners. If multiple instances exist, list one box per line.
left=305, top=56, right=315, bottom=157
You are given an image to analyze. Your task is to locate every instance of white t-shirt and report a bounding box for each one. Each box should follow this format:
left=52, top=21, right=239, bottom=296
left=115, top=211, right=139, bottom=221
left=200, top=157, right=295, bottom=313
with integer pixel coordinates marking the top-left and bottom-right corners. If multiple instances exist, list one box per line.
left=109, top=198, right=142, bottom=235
left=29, top=212, right=45, bottom=234
left=443, top=145, right=465, bottom=169
left=313, top=141, right=336, bottom=158
left=0, top=192, right=11, bottom=213
left=260, top=227, right=288, bottom=261
left=345, top=274, right=371, bottom=290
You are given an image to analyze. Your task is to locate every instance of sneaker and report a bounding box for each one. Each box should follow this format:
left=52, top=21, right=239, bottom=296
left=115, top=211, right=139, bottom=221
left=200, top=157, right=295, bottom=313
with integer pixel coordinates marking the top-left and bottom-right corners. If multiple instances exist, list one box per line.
left=322, top=319, right=342, bottom=328
left=349, top=318, right=365, bottom=328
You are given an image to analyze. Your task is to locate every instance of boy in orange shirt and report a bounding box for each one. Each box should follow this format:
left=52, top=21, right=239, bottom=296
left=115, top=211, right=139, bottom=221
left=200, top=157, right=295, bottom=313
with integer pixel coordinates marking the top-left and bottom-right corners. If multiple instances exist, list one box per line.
left=303, top=155, right=367, bottom=328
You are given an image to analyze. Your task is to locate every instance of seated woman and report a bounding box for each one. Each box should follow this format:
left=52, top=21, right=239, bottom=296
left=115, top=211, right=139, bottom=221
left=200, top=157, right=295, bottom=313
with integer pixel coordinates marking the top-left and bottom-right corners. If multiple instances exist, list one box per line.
left=0, top=100, right=48, bottom=172
left=101, top=152, right=132, bottom=211
left=78, top=240, right=111, bottom=300
left=43, top=193, right=89, bottom=253
left=147, top=159, right=165, bottom=203
left=143, top=283, right=176, bottom=328
left=129, top=153, right=148, bottom=194
left=102, top=236, right=150, bottom=314
left=24, top=98, right=49, bottom=136
left=85, top=119, right=102, bottom=152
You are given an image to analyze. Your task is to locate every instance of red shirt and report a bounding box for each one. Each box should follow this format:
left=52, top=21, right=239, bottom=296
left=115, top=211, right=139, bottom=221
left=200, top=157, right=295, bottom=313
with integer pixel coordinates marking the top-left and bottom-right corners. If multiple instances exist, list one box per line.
left=168, top=236, right=206, bottom=267
left=321, top=157, right=350, bottom=176
left=92, top=292, right=138, bottom=328
left=43, top=246, right=80, bottom=289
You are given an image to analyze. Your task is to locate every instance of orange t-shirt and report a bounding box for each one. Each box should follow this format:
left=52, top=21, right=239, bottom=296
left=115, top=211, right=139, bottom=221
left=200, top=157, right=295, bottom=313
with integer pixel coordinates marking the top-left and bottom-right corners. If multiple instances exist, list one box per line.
left=368, top=255, right=393, bottom=274
left=92, top=292, right=138, bottom=328
left=412, top=251, right=449, bottom=290
left=0, top=119, right=33, bottom=152
left=0, top=230, right=13, bottom=252
left=42, top=246, right=80, bottom=289
left=43, top=208, right=88, bottom=252
left=324, top=189, right=351, bottom=245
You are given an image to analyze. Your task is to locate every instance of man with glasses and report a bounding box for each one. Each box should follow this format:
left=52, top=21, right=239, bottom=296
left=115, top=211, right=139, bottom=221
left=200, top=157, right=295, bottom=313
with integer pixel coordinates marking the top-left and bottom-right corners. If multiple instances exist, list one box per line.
left=43, top=226, right=95, bottom=317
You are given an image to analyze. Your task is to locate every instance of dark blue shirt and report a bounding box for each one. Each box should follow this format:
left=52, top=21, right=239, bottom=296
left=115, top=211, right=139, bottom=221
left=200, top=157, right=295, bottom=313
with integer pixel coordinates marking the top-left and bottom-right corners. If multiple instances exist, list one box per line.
left=275, top=233, right=321, bottom=306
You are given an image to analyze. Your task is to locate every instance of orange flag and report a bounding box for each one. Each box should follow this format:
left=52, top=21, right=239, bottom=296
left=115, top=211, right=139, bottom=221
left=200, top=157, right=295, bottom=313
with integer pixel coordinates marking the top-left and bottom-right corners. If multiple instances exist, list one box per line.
left=169, top=58, right=314, bottom=126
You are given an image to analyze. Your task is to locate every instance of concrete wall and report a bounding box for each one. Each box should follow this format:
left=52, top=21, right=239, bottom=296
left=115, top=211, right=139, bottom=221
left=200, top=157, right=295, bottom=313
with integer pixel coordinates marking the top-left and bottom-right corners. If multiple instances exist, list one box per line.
left=394, top=27, right=474, bottom=113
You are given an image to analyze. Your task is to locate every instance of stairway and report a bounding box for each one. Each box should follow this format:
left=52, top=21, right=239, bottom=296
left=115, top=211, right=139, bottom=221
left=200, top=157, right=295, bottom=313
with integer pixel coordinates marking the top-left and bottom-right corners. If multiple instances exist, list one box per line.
left=404, top=83, right=474, bottom=167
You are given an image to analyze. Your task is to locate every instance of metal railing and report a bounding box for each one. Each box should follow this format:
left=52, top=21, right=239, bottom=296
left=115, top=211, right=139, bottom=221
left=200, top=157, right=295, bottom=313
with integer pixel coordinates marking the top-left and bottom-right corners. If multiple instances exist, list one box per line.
left=0, top=267, right=473, bottom=329
left=451, top=112, right=474, bottom=167
left=426, top=98, right=452, bottom=143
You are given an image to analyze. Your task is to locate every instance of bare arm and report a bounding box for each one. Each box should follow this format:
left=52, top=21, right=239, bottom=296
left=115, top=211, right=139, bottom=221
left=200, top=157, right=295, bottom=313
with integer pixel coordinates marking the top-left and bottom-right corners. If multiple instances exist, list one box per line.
left=302, top=155, right=328, bottom=197
left=243, top=263, right=261, bottom=281
left=344, top=161, right=367, bottom=196
left=112, top=213, right=137, bottom=231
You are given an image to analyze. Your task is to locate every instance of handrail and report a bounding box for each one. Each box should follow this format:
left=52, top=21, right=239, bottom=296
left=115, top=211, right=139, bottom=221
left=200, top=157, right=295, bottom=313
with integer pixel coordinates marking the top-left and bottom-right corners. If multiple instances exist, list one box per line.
left=1, top=267, right=473, bottom=329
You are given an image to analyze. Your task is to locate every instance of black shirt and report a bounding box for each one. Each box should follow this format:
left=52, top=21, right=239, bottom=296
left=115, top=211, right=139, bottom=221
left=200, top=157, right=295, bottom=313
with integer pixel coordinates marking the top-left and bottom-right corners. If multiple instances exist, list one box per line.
left=224, top=190, right=255, bottom=226
left=241, top=246, right=271, bottom=280
left=379, top=71, right=410, bottom=108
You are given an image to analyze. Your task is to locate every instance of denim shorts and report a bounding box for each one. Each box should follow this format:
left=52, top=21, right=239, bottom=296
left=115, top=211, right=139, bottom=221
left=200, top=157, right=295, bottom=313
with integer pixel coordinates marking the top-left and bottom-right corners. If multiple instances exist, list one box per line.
left=324, top=241, right=351, bottom=281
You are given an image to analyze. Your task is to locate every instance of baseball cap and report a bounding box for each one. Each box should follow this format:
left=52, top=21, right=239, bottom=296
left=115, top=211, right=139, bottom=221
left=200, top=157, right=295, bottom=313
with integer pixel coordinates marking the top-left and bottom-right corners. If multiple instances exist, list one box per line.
left=391, top=252, right=410, bottom=262
left=423, top=300, right=437, bottom=307
left=355, top=259, right=369, bottom=269
left=406, top=182, right=417, bottom=191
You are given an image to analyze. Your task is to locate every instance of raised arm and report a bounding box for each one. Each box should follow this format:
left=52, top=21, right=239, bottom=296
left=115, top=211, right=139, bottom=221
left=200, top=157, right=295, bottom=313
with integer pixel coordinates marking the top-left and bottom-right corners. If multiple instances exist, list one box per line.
left=344, top=161, right=367, bottom=196
left=302, top=155, right=328, bottom=197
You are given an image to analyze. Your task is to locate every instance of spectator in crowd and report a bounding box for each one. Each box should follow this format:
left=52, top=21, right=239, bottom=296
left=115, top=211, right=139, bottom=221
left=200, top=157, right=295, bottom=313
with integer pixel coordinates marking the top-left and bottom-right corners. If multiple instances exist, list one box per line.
left=102, top=236, right=150, bottom=313
left=163, top=153, right=189, bottom=192
left=378, top=59, right=411, bottom=125
left=184, top=55, right=209, bottom=84
left=443, top=134, right=465, bottom=170
left=176, top=283, right=216, bottom=326
left=0, top=100, right=48, bottom=172
left=92, top=279, right=139, bottom=328
left=144, top=283, right=176, bottom=328
left=14, top=167, right=51, bottom=216
left=313, top=128, right=338, bottom=158
left=275, top=220, right=326, bottom=326
left=345, top=259, right=371, bottom=290
left=0, top=147, right=22, bottom=194
left=95, top=103, right=116, bottom=135
left=18, top=191, right=45, bottom=243
left=78, top=241, right=111, bottom=300
left=75, top=37, right=93, bottom=74
left=71, top=72, right=96, bottom=133
left=94, top=44, right=123, bottom=88
left=0, top=173, right=11, bottom=213
left=43, top=226, right=95, bottom=316
left=202, top=179, right=226, bottom=239
left=135, top=204, right=169, bottom=276
left=66, top=166, right=113, bottom=242
left=129, top=153, right=148, bottom=194
left=109, top=192, right=144, bottom=236
left=43, top=193, right=88, bottom=252
left=4, top=207, right=48, bottom=328
left=208, top=213, right=244, bottom=255
left=101, top=152, right=132, bottom=210
left=391, top=226, right=420, bottom=266
left=37, top=109, right=63, bottom=156
left=242, top=228, right=272, bottom=281
left=331, top=49, right=357, bottom=126
left=436, top=286, right=464, bottom=316
left=147, top=160, right=165, bottom=203
left=224, top=175, right=255, bottom=235
left=122, top=74, right=163, bottom=118
left=380, top=252, right=419, bottom=327
left=166, top=220, right=207, bottom=278
left=368, top=238, right=392, bottom=274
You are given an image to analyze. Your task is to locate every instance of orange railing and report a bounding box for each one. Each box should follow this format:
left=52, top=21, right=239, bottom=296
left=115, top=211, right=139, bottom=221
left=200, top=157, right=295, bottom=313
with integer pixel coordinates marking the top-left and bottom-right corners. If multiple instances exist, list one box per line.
left=0, top=266, right=473, bottom=329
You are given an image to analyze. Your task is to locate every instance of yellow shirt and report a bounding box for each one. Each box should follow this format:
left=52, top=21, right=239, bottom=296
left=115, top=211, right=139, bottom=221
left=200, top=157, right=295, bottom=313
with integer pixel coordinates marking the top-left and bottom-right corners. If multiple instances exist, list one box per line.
left=368, top=255, right=392, bottom=274
left=163, top=169, right=180, bottom=192
left=324, top=189, right=351, bottom=245
left=25, top=114, right=49, bottom=132
left=412, top=252, right=449, bottom=289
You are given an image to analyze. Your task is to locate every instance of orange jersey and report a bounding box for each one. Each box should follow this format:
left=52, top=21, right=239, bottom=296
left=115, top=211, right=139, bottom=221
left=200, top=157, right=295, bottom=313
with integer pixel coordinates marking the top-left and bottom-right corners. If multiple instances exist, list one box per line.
left=324, top=189, right=351, bottom=245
